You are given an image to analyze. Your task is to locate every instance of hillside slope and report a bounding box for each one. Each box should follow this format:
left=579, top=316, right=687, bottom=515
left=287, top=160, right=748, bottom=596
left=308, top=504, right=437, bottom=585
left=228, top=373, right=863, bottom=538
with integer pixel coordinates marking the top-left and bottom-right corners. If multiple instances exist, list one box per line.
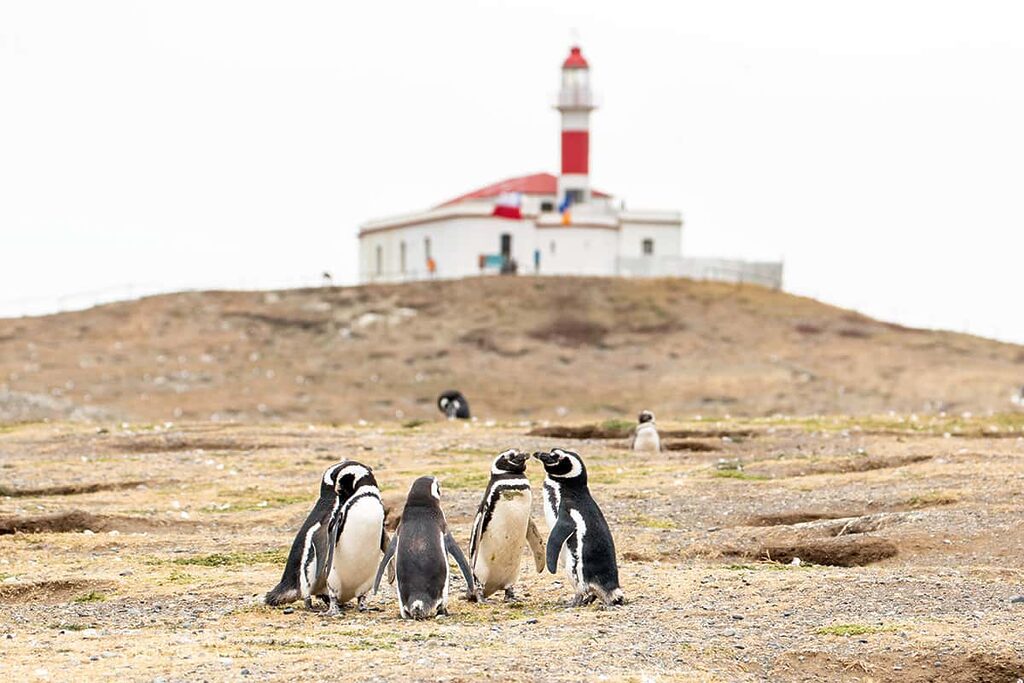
left=1, top=277, right=1021, bottom=422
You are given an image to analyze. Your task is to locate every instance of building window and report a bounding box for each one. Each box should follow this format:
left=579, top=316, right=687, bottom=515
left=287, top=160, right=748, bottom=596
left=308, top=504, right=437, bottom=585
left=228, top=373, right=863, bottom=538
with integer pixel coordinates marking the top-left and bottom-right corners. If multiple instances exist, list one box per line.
left=550, top=240, right=556, bottom=254
left=424, top=237, right=432, bottom=260
left=400, top=241, right=407, bottom=273
left=642, top=238, right=654, bottom=255
left=565, top=189, right=584, bottom=205
left=375, top=245, right=383, bottom=275
left=540, top=201, right=554, bottom=212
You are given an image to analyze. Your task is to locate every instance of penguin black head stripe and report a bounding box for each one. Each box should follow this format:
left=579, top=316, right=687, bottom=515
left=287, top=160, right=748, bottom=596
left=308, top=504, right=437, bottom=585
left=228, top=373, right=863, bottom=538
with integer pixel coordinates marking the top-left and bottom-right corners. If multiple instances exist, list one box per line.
left=532, top=448, right=586, bottom=483
left=332, top=462, right=375, bottom=498
left=638, top=410, right=655, bottom=424
left=491, top=448, right=529, bottom=475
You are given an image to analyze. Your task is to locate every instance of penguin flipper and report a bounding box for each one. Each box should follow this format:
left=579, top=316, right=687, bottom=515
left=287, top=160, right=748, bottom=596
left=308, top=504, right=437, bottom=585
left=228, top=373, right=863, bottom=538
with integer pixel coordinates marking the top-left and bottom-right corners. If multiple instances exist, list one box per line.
left=546, top=514, right=577, bottom=574
left=380, top=528, right=396, bottom=584
left=373, top=532, right=398, bottom=595
left=525, top=517, right=546, bottom=573
left=309, top=521, right=335, bottom=596
left=468, top=509, right=484, bottom=567
left=444, top=531, right=475, bottom=593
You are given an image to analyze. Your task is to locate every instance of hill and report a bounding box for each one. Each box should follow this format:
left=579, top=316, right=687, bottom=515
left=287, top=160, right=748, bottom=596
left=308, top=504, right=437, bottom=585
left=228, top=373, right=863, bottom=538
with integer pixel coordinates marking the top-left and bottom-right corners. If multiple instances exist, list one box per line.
left=1, top=277, right=1021, bottom=422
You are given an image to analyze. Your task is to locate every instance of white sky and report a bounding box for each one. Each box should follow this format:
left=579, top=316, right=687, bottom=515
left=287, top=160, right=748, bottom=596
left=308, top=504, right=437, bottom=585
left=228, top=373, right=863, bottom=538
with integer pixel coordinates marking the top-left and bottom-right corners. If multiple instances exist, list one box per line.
left=1, top=1, right=1022, bottom=343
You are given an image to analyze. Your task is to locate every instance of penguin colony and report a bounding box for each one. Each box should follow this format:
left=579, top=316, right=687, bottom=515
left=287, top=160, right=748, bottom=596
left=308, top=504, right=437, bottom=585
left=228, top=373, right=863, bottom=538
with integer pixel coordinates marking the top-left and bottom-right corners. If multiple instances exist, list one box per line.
left=266, top=448, right=623, bottom=619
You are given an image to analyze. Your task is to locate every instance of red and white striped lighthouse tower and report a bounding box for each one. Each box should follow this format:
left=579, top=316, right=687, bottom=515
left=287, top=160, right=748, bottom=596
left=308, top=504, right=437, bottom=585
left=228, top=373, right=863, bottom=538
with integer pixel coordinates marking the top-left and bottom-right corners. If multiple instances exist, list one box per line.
left=556, top=45, right=596, bottom=206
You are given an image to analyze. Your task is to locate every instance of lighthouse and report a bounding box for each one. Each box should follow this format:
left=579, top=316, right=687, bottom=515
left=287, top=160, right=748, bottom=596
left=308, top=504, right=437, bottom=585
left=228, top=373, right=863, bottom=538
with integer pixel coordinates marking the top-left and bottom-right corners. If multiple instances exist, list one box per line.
left=356, top=44, right=781, bottom=289
left=556, top=45, right=595, bottom=207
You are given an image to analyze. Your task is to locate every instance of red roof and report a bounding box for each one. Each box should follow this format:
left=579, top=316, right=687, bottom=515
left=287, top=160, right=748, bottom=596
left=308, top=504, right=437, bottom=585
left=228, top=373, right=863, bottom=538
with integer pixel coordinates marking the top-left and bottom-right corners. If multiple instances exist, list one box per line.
left=563, top=45, right=589, bottom=69
left=436, top=173, right=610, bottom=207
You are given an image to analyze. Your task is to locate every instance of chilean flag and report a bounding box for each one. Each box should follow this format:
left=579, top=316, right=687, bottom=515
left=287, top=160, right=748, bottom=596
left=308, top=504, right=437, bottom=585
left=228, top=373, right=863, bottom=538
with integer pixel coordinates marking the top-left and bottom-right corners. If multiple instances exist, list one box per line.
left=492, top=192, right=523, bottom=219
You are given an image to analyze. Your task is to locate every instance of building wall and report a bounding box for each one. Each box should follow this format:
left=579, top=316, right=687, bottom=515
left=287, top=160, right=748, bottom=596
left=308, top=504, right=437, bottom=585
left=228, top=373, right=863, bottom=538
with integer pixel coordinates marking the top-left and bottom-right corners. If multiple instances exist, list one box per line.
left=618, top=221, right=682, bottom=260
left=360, top=216, right=543, bottom=282
left=536, top=225, right=619, bottom=275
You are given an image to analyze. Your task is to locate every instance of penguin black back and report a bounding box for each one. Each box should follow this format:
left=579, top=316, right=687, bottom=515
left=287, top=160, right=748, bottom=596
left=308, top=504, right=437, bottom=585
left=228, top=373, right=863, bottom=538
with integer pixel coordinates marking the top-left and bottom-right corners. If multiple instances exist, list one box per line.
left=534, top=448, right=623, bottom=606
left=374, top=476, right=474, bottom=619
left=265, top=462, right=345, bottom=606
left=437, top=390, right=471, bottom=419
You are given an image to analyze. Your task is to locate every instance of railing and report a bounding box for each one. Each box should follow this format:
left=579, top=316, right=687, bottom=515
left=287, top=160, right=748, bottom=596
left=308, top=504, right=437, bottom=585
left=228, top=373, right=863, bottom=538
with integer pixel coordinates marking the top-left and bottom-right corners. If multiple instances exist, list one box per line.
left=617, top=256, right=784, bottom=289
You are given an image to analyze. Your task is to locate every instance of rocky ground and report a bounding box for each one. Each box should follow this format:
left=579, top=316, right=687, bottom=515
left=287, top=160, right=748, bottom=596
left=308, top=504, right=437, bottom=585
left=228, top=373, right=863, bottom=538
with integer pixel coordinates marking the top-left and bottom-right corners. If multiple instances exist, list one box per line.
left=1, top=415, right=1023, bottom=682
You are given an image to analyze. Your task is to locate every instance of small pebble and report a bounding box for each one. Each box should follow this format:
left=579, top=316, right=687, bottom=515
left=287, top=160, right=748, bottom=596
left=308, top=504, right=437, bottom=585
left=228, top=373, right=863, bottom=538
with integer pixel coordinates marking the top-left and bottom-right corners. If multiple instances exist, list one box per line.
left=731, top=614, right=744, bottom=620
left=1010, top=596, right=1024, bottom=604
left=282, top=607, right=294, bottom=615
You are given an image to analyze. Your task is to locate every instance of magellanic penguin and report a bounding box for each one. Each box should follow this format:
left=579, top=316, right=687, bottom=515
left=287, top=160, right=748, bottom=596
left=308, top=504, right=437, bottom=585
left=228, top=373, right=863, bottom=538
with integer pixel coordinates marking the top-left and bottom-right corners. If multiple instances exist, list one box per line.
left=467, top=449, right=545, bottom=602
left=437, top=390, right=471, bottom=420
left=534, top=448, right=624, bottom=607
left=323, top=461, right=392, bottom=615
left=373, top=476, right=475, bottom=619
left=265, top=462, right=346, bottom=609
left=630, top=410, right=661, bottom=452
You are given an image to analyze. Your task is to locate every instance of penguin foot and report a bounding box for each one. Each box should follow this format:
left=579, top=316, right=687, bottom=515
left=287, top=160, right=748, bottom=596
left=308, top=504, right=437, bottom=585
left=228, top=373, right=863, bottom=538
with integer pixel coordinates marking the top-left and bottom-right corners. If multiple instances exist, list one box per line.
left=568, top=592, right=597, bottom=608
left=357, top=595, right=369, bottom=612
left=503, top=587, right=519, bottom=604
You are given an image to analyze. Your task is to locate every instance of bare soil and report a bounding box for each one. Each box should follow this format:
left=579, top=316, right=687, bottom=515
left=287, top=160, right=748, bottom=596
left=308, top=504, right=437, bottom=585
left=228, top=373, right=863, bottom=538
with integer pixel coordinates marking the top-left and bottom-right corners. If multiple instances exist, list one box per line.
left=2, top=277, right=1022, bottom=423
left=2, top=417, right=1023, bottom=681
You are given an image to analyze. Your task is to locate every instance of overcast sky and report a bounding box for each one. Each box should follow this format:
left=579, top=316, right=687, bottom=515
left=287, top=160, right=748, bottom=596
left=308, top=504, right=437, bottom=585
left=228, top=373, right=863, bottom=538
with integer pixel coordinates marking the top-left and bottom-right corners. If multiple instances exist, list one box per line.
left=2, top=1, right=1022, bottom=343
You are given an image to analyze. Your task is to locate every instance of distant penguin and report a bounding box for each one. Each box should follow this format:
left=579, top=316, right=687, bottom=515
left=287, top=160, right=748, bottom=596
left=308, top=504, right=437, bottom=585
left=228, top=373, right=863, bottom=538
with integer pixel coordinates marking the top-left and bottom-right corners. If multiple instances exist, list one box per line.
left=630, top=410, right=661, bottom=452
left=373, top=476, right=475, bottom=619
left=323, top=462, right=392, bottom=615
left=467, top=449, right=545, bottom=602
left=437, top=390, right=471, bottom=420
left=534, top=448, right=624, bottom=607
left=265, top=462, right=346, bottom=609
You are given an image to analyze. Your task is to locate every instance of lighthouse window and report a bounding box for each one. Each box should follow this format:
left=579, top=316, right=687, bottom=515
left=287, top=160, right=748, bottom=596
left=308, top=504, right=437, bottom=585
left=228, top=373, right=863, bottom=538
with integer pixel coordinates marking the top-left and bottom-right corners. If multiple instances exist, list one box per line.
left=375, top=245, right=383, bottom=275
left=424, top=237, right=432, bottom=260
left=565, top=189, right=584, bottom=205
left=400, top=241, right=407, bottom=273
left=550, top=241, right=556, bottom=254
left=642, top=238, right=654, bottom=255
left=541, top=201, right=554, bottom=212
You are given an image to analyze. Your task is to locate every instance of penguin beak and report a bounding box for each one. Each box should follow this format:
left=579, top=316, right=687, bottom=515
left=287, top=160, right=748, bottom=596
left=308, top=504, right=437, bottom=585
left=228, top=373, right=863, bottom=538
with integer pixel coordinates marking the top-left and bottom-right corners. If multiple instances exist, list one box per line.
left=532, top=451, right=555, bottom=464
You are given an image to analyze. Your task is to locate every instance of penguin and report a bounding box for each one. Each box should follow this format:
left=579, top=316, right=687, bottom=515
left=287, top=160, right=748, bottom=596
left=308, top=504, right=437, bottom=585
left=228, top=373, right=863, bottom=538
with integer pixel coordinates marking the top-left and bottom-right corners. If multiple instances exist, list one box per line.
left=467, top=449, right=545, bottom=602
left=372, top=476, right=475, bottom=619
left=533, top=448, right=624, bottom=607
left=265, top=462, right=346, bottom=609
left=323, top=461, right=392, bottom=615
left=437, top=390, right=471, bottom=420
left=630, top=410, right=661, bottom=452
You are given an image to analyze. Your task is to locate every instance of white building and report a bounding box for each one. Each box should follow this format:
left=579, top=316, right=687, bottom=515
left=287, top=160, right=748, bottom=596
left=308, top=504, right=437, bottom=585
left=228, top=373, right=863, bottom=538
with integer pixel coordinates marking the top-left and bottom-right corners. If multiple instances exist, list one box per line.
left=358, top=46, right=783, bottom=289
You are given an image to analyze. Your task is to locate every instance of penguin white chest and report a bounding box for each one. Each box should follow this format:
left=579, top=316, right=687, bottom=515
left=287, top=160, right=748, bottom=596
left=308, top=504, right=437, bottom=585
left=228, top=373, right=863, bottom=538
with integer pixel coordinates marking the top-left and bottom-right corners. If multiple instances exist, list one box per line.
left=633, top=425, right=661, bottom=452
left=329, top=497, right=384, bottom=603
left=475, top=488, right=532, bottom=595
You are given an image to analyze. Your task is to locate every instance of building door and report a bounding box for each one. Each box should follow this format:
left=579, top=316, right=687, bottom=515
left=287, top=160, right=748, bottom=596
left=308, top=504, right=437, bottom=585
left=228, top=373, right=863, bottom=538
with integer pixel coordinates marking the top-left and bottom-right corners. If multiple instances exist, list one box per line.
left=500, top=233, right=514, bottom=274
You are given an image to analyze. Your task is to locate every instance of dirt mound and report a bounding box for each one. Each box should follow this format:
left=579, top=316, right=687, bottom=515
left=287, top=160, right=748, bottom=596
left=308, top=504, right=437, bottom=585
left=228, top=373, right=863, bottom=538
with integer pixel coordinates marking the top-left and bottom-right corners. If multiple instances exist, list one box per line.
left=783, top=650, right=1024, bottom=682
left=0, top=579, right=111, bottom=605
left=663, top=440, right=718, bottom=452
left=749, top=536, right=899, bottom=566
left=746, top=511, right=857, bottom=527
left=747, top=454, right=933, bottom=479
left=1, top=277, right=1021, bottom=422
left=0, top=480, right=148, bottom=498
left=0, top=510, right=192, bottom=534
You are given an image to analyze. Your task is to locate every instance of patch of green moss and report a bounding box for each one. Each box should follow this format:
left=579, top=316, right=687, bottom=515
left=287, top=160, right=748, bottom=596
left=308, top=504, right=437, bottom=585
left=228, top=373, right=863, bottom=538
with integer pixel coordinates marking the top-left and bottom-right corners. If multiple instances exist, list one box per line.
left=402, top=419, right=429, bottom=429
left=712, top=470, right=768, bottom=481
left=815, top=623, right=897, bottom=637
left=904, top=490, right=960, bottom=508
left=630, top=515, right=677, bottom=530
left=438, top=471, right=489, bottom=490
left=52, top=622, right=93, bottom=631
left=205, top=493, right=308, bottom=513
left=72, top=591, right=107, bottom=603
left=167, top=549, right=286, bottom=567
left=601, top=419, right=635, bottom=433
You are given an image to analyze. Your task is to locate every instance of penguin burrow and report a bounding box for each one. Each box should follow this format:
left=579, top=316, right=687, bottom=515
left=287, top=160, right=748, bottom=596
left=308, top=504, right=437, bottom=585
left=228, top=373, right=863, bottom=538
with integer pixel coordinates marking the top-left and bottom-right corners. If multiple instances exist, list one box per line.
left=467, top=449, right=545, bottom=602
left=373, top=476, right=475, bottom=619
left=533, top=448, right=625, bottom=606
